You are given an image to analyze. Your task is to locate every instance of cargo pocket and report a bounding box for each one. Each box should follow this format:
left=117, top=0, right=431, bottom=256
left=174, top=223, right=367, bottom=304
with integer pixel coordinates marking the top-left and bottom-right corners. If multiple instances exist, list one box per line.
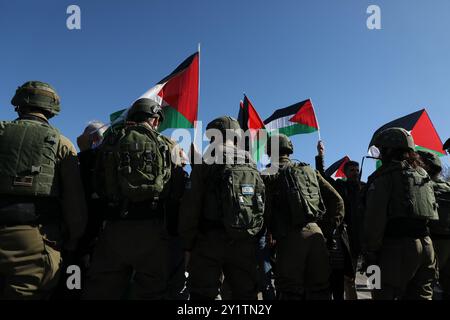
left=40, top=238, right=62, bottom=293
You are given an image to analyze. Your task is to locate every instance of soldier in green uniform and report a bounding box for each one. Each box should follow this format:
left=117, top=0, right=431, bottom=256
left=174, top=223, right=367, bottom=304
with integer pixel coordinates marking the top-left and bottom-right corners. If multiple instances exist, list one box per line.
left=263, top=134, right=344, bottom=300
left=0, top=81, right=87, bottom=299
left=179, top=116, right=265, bottom=300
left=83, top=98, right=180, bottom=299
left=417, top=149, right=450, bottom=300
left=364, top=127, right=438, bottom=300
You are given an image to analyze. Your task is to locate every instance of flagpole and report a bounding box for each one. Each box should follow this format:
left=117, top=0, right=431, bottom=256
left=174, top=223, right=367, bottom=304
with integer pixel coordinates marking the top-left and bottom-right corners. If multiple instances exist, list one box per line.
left=194, top=43, right=200, bottom=143
left=192, top=43, right=201, bottom=165
left=309, top=97, right=321, bottom=141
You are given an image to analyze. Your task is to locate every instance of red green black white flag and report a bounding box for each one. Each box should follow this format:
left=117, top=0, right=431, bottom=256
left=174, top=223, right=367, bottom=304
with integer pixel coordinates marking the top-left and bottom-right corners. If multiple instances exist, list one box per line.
left=263, top=99, right=319, bottom=137
left=110, top=52, right=199, bottom=132
left=238, top=94, right=265, bottom=139
left=325, top=156, right=350, bottom=180
left=369, top=109, right=447, bottom=156
left=237, top=94, right=266, bottom=160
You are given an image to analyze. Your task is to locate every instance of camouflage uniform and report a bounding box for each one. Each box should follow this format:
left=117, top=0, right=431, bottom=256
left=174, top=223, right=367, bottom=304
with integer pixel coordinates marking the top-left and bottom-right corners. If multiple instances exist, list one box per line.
left=179, top=116, right=264, bottom=300
left=83, top=98, right=182, bottom=300
left=0, top=81, right=87, bottom=299
left=264, top=134, right=344, bottom=300
left=364, top=128, right=438, bottom=300
left=418, top=150, right=450, bottom=300
left=429, top=179, right=450, bottom=300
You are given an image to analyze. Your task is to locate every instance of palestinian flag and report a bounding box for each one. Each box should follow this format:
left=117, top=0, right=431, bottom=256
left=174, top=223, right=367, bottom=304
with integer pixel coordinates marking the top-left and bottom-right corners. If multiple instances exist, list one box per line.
left=237, top=94, right=266, bottom=160
left=325, top=156, right=350, bottom=180
left=110, top=108, right=127, bottom=123
left=111, top=52, right=199, bottom=132
left=263, top=99, right=319, bottom=136
left=369, top=109, right=447, bottom=156
left=238, top=95, right=265, bottom=134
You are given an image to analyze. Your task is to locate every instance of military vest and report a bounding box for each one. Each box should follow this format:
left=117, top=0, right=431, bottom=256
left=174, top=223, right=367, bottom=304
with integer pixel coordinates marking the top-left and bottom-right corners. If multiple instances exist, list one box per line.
left=429, top=179, right=450, bottom=235
left=377, top=161, right=439, bottom=221
left=94, top=123, right=172, bottom=206
left=278, top=162, right=326, bottom=227
left=203, top=150, right=265, bottom=239
left=0, top=119, right=60, bottom=198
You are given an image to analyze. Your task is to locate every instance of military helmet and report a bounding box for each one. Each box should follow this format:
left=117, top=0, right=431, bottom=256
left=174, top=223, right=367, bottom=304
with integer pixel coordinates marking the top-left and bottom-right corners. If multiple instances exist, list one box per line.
left=266, top=133, right=294, bottom=156
left=206, top=116, right=241, bottom=132
left=205, top=116, right=241, bottom=140
left=417, top=150, right=442, bottom=172
left=373, top=127, right=415, bottom=151
left=11, top=81, right=61, bottom=116
left=127, top=98, right=164, bottom=122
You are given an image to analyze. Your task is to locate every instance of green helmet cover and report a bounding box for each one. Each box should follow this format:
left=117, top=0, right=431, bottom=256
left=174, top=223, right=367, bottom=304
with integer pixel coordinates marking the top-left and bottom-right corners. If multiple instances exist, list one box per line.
left=266, top=133, right=294, bottom=156
left=127, top=98, right=164, bottom=122
left=11, top=81, right=61, bottom=116
left=205, top=116, right=241, bottom=140
left=373, top=127, right=415, bottom=151
left=206, top=116, right=241, bottom=132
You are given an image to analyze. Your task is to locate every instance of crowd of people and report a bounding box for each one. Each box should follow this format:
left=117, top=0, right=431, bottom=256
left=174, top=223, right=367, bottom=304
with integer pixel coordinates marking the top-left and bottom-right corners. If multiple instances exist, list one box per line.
left=1, top=80, right=449, bottom=300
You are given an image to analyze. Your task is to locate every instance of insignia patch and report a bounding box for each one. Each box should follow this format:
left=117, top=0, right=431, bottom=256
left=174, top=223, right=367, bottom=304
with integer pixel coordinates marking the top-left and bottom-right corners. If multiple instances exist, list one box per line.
left=13, top=176, right=33, bottom=187
left=241, top=184, right=255, bottom=195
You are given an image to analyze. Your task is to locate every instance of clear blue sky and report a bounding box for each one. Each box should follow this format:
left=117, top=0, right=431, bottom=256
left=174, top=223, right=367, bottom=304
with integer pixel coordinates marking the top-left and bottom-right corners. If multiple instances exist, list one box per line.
left=1, top=0, right=449, bottom=179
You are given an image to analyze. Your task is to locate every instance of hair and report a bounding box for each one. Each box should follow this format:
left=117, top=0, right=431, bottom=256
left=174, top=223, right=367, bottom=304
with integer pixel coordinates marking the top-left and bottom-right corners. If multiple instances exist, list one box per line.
left=343, top=160, right=359, bottom=172
left=84, top=120, right=107, bottom=141
left=381, top=147, right=423, bottom=168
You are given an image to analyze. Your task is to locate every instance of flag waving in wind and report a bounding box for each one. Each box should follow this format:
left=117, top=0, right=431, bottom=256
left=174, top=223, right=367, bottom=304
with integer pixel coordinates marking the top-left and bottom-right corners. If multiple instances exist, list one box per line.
left=368, top=109, right=447, bottom=156
left=324, top=156, right=350, bottom=180
left=237, top=94, right=266, bottom=160
left=111, top=52, right=199, bottom=132
left=263, top=99, right=319, bottom=137
left=238, top=95, right=265, bottom=138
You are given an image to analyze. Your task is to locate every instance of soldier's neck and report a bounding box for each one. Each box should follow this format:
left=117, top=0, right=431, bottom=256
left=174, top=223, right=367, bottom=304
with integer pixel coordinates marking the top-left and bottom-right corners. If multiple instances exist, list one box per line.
left=18, top=112, right=49, bottom=123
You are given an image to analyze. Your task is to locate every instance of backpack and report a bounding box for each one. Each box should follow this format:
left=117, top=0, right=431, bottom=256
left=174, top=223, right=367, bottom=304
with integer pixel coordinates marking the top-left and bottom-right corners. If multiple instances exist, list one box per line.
left=365, top=160, right=439, bottom=220
left=95, top=123, right=171, bottom=206
left=203, top=150, right=265, bottom=239
left=402, top=166, right=439, bottom=220
left=369, top=161, right=438, bottom=221
left=429, top=179, right=450, bottom=235
left=278, top=162, right=326, bottom=227
left=0, top=120, right=60, bottom=198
